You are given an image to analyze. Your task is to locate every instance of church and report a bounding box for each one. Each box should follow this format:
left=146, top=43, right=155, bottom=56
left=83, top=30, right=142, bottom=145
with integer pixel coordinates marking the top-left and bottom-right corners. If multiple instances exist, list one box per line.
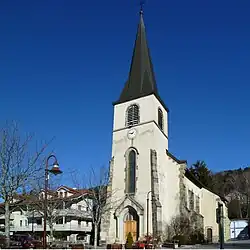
left=100, top=10, right=230, bottom=244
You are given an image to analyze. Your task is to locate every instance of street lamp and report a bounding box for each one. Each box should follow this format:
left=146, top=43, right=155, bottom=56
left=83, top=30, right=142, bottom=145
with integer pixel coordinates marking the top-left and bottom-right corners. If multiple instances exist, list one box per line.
left=146, top=191, right=152, bottom=238
left=43, top=154, right=62, bottom=249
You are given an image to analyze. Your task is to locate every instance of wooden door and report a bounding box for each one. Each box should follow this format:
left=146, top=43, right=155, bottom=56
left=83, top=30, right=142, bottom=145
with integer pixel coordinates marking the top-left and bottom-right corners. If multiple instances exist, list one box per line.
left=124, top=220, right=137, bottom=242
left=207, top=228, right=213, bottom=243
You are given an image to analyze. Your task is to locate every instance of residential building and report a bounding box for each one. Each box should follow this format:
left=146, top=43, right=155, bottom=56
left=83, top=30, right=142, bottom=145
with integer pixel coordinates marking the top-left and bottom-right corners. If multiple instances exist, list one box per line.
left=230, top=219, right=248, bottom=239
left=100, top=10, right=230, bottom=244
left=0, top=186, right=93, bottom=243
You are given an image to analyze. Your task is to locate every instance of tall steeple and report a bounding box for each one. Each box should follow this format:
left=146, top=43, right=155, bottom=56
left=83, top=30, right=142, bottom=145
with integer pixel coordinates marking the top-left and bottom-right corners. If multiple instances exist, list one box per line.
left=114, top=10, right=168, bottom=111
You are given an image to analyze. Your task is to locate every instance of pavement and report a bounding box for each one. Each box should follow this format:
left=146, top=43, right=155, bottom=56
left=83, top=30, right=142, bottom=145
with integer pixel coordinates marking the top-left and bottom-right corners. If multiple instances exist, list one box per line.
left=87, top=240, right=250, bottom=249
left=179, top=239, right=250, bottom=249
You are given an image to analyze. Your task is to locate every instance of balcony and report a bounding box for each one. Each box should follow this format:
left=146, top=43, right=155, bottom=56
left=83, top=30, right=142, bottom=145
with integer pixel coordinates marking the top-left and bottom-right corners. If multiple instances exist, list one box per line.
left=0, top=214, right=14, bottom=220
left=10, top=223, right=92, bottom=232
left=26, top=209, right=92, bottom=220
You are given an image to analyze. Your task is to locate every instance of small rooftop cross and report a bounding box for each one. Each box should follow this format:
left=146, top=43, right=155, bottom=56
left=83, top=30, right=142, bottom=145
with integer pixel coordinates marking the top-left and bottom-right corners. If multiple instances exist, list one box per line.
left=140, top=0, right=145, bottom=15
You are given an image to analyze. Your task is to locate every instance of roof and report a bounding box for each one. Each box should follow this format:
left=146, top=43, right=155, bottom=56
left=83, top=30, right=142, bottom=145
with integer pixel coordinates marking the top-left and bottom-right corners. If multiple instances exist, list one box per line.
left=185, top=169, right=228, bottom=203
left=165, top=150, right=227, bottom=203
left=166, top=150, right=187, bottom=164
left=113, top=11, right=169, bottom=112
left=0, top=186, right=90, bottom=208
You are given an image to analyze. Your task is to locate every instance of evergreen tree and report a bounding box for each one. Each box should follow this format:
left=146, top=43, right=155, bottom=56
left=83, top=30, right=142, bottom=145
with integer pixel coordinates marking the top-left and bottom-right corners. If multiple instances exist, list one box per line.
left=190, top=160, right=213, bottom=189
left=126, top=232, right=134, bottom=249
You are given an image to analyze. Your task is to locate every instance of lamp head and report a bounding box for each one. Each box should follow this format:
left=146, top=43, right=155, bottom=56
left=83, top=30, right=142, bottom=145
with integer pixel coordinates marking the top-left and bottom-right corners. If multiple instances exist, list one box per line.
left=49, top=161, right=62, bottom=175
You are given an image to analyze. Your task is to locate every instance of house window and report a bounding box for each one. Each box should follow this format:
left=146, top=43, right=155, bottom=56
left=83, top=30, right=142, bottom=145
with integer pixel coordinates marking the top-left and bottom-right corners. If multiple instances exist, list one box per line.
left=126, top=150, right=136, bottom=194
left=126, top=104, right=140, bottom=127
left=158, top=108, right=163, bottom=131
left=36, top=218, right=42, bottom=225
left=20, top=220, right=22, bottom=227
left=196, top=196, right=200, bottom=213
left=78, top=220, right=81, bottom=225
left=25, top=220, right=28, bottom=226
left=188, top=190, right=194, bottom=210
left=64, top=192, right=68, bottom=198
left=78, top=205, right=82, bottom=211
left=60, top=192, right=63, bottom=198
left=86, top=222, right=89, bottom=227
left=56, top=217, right=63, bottom=224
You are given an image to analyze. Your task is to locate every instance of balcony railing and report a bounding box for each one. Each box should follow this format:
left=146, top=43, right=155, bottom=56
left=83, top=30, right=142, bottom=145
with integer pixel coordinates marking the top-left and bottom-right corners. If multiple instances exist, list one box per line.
left=10, top=223, right=92, bottom=232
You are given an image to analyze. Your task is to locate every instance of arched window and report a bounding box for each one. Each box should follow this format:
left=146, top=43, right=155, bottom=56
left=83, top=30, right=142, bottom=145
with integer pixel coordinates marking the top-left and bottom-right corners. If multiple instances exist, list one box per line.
left=126, top=104, right=140, bottom=127
left=158, top=108, right=163, bottom=131
left=126, top=150, right=136, bottom=194
left=124, top=212, right=134, bottom=221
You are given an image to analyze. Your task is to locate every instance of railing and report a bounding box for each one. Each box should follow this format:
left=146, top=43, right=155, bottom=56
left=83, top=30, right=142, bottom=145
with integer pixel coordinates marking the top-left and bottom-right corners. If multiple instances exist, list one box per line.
left=10, top=224, right=92, bottom=232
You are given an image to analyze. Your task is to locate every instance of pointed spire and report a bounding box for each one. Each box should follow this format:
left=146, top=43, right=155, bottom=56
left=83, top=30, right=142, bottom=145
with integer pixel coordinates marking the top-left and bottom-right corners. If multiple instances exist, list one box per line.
left=115, top=10, right=159, bottom=104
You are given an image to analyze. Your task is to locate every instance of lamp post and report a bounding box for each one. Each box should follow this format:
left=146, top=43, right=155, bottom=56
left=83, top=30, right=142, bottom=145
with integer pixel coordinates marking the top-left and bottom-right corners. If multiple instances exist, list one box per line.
left=32, top=210, right=34, bottom=236
left=216, top=201, right=224, bottom=249
left=146, top=191, right=152, bottom=238
left=43, top=154, right=62, bottom=249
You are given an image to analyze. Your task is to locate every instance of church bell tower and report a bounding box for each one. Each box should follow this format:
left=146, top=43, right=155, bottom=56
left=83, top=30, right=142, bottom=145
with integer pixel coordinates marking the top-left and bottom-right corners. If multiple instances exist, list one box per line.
left=103, top=9, right=169, bottom=244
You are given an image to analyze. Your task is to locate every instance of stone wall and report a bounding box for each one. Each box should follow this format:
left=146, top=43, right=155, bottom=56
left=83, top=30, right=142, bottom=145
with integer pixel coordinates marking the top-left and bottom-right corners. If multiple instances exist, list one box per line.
left=150, top=149, right=162, bottom=238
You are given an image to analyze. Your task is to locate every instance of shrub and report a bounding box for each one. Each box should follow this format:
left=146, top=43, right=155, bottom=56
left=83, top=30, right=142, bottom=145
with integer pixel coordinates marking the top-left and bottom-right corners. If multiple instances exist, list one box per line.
left=126, top=232, right=134, bottom=249
left=172, top=235, right=189, bottom=246
left=190, top=234, right=197, bottom=244
left=189, top=231, right=205, bottom=245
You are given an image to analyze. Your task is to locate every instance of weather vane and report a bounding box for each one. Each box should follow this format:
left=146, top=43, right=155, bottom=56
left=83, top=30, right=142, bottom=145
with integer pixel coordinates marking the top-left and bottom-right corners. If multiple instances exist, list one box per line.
left=139, top=0, right=145, bottom=14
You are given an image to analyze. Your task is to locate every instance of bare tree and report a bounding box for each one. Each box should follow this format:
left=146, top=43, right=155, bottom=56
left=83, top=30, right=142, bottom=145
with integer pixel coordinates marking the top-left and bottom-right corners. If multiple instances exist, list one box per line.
left=170, top=214, right=191, bottom=236
left=226, top=170, right=250, bottom=218
left=162, top=223, right=174, bottom=242
left=28, top=174, right=64, bottom=241
left=72, top=166, right=119, bottom=248
left=0, top=122, right=49, bottom=247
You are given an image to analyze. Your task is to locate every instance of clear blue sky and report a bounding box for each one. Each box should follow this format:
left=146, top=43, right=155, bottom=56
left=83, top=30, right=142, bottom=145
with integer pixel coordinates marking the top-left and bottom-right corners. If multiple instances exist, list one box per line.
left=1, top=0, right=250, bottom=184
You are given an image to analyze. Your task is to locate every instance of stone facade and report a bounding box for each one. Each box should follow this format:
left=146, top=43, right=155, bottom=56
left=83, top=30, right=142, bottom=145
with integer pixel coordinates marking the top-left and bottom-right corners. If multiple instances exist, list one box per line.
left=150, top=149, right=162, bottom=238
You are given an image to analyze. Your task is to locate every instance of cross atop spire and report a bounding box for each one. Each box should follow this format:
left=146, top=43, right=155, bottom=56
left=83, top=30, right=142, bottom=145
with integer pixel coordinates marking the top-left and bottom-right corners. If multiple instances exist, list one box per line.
left=140, top=0, right=145, bottom=15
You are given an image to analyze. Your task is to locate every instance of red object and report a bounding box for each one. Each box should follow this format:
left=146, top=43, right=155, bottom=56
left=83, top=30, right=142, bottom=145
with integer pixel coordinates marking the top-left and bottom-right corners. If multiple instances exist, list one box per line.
left=139, top=242, right=145, bottom=248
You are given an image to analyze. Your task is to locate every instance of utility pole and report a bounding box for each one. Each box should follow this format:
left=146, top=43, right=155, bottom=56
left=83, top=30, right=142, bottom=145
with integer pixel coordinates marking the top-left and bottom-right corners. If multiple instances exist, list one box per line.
left=246, top=193, right=250, bottom=239
left=216, top=202, right=224, bottom=249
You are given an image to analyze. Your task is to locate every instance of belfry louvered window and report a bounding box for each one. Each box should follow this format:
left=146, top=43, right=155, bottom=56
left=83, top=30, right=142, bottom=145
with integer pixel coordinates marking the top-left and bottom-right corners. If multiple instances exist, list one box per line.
left=158, top=108, right=163, bottom=131
left=126, top=104, right=140, bottom=127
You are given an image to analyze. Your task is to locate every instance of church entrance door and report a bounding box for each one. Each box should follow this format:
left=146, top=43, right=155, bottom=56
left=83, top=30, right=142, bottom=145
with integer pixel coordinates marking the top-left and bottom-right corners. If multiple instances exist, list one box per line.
left=123, top=206, right=139, bottom=242
left=124, top=220, right=137, bottom=241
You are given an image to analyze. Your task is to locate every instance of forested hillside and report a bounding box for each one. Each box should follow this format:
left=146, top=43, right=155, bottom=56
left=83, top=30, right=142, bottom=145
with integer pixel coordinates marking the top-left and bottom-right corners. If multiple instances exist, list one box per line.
left=189, top=161, right=250, bottom=219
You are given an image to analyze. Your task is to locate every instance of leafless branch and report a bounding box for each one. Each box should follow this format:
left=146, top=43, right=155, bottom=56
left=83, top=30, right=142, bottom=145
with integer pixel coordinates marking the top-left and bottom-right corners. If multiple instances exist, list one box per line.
left=71, top=165, right=120, bottom=247
left=0, top=121, right=52, bottom=246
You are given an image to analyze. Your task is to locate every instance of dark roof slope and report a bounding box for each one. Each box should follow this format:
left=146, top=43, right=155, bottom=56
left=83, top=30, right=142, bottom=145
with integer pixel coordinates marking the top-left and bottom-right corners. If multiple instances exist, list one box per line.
left=185, top=169, right=228, bottom=203
left=113, top=12, right=169, bottom=112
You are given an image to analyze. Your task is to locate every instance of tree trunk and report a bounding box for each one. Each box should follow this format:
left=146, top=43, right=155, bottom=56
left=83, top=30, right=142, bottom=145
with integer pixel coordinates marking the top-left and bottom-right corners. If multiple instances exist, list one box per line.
left=5, top=200, right=10, bottom=248
left=49, top=223, right=54, bottom=244
left=94, top=224, right=98, bottom=248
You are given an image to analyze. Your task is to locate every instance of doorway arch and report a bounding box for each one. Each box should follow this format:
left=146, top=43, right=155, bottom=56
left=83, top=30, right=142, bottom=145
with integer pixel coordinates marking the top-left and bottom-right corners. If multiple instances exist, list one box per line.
left=123, top=206, right=139, bottom=242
